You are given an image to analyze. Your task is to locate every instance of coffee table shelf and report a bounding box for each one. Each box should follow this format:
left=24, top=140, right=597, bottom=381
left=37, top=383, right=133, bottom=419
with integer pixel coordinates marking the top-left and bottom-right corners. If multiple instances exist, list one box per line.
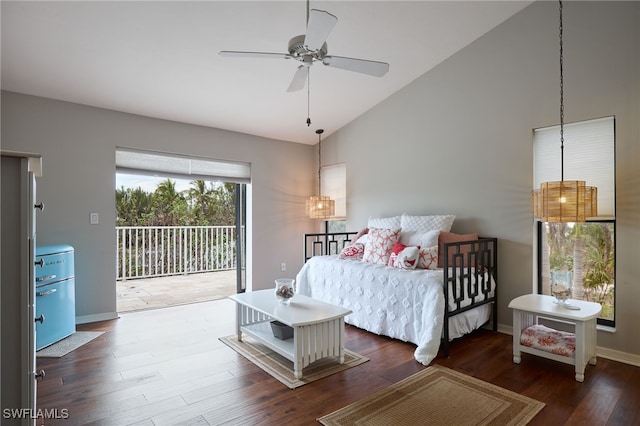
left=229, top=289, right=352, bottom=379
left=241, top=321, right=295, bottom=360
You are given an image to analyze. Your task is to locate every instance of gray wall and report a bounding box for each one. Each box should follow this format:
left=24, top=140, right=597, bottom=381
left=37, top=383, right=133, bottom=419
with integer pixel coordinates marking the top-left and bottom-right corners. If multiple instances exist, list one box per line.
left=322, top=1, right=640, bottom=360
left=1, top=91, right=316, bottom=322
left=1, top=1, right=638, bottom=362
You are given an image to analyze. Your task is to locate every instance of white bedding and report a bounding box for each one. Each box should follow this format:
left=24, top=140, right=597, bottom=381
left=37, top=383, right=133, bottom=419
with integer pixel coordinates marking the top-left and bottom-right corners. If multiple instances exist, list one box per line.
left=296, top=255, right=493, bottom=365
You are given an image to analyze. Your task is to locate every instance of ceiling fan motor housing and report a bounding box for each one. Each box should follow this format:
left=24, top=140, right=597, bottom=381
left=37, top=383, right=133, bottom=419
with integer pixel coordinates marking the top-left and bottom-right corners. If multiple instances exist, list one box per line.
left=288, top=35, right=327, bottom=63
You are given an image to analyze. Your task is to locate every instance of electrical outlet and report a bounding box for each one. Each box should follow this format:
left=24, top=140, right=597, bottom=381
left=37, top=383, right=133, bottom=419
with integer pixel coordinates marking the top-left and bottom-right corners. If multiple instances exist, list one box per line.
left=280, top=262, right=286, bottom=272
left=90, top=212, right=99, bottom=225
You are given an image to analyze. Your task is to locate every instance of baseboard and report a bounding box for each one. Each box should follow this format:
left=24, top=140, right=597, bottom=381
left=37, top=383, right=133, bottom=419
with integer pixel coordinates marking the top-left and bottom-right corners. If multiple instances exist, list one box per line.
left=597, top=347, right=640, bottom=367
left=496, top=323, right=640, bottom=368
left=76, top=312, right=119, bottom=325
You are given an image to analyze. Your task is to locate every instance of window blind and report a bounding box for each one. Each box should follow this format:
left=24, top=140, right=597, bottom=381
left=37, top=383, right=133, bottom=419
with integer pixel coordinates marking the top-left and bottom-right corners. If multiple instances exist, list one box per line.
left=321, top=163, right=346, bottom=220
left=533, top=116, right=615, bottom=218
left=115, top=147, right=251, bottom=184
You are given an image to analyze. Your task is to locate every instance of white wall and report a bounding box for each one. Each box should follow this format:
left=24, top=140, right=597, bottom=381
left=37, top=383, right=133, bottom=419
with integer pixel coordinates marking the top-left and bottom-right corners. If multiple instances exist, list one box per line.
left=1, top=91, right=316, bottom=322
left=322, top=1, right=640, bottom=359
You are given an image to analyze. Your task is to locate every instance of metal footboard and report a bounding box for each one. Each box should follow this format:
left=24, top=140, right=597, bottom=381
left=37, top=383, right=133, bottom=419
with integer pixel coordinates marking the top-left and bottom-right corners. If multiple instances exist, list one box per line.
left=441, top=237, right=498, bottom=357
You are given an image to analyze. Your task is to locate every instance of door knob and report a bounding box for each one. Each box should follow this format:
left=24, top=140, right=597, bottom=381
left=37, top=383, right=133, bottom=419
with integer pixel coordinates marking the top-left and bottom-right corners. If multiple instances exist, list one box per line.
left=34, top=258, right=44, bottom=267
left=35, top=370, right=45, bottom=381
left=35, top=314, right=45, bottom=324
left=34, top=202, right=45, bottom=211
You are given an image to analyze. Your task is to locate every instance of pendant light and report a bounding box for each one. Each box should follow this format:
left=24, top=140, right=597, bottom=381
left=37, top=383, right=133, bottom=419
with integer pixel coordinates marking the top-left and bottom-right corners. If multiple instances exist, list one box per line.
left=306, top=129, right=335, bottom=219
left=532, top=0, right=597, bottom=222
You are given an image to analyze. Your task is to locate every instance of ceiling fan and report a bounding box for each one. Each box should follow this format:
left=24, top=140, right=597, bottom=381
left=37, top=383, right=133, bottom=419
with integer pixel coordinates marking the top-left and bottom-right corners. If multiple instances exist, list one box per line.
left=219, top=4, right=390, bottom=93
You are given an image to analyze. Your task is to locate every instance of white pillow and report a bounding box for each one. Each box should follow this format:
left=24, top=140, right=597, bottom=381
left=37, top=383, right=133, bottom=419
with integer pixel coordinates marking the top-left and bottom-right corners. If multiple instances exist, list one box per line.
left=367, top=215, right=401, bottom=229
left=401, top=214, right=455, bottom=233
left=399, top=229, right=439, bottom=248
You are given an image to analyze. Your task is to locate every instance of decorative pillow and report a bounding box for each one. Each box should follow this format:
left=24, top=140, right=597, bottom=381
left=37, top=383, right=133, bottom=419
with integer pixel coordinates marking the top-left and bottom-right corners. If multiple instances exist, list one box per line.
left=401, top=214, right=455, bottom=233
left=393, top=246, right=419, bottom=270
left=362, top=227, right=401, bottom=265
left=350, top=228, right=369, bottom=245
left=387, top=242, right=407, bottom=267
left=367, top=215, right=401, bottom=229
left=338, top=243, right=365, bottom=260
left=399, top=229, right=439, bottom=248
left=417, top=245, right=438, bottom=270
left=438, top=231, right=479, bottom=268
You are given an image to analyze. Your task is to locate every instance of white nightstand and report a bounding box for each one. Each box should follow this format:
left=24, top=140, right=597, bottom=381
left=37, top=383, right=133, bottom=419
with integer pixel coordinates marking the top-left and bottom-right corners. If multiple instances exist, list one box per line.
left=509, top=294, right=601, bottom=382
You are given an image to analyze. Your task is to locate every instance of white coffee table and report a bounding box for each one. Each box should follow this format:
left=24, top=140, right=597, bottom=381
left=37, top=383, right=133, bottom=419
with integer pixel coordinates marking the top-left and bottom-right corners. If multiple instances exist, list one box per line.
left=229, top=289, right=352, bottom=379
left=509, top=294, right=601, bottom=382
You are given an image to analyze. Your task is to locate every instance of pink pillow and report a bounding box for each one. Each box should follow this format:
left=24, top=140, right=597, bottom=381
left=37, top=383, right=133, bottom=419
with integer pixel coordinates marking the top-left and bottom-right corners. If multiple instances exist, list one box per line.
left=350, top=228, right=369, bottom=245
left=339, top=243, right=365, bottom=260
left=438, top=231, right=479, bottom=268
left=363, top=227, right=401, bottom=265
left=417, top=246, right=438, bottom=270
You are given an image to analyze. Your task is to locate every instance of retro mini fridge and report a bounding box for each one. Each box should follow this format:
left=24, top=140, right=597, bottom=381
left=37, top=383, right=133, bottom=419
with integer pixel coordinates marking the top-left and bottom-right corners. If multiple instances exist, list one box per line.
left=35, top=244, right=76, bottom=350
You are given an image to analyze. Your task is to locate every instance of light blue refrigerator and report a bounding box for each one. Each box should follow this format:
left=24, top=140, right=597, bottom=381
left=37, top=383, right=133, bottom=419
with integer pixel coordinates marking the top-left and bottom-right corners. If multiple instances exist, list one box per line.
left=35, top=244, right=76, bottom=350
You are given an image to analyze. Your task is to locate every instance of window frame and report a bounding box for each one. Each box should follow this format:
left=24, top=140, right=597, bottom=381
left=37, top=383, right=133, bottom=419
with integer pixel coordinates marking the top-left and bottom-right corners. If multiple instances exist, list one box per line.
left=536, top=220, right=616, bottom=327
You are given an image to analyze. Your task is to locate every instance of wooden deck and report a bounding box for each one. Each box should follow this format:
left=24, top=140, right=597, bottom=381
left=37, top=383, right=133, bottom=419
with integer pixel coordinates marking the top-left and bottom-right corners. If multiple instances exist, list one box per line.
left=116, top=270, right=237, bottom=313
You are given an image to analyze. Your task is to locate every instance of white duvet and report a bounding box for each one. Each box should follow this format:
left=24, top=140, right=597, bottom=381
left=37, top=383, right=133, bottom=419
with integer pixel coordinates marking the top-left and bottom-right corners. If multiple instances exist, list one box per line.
left=296, top=255, right=447, bottom=365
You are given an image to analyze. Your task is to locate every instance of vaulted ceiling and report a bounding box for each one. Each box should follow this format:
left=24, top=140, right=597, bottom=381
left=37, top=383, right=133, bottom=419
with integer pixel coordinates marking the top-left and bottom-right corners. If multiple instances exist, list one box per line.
left=1, top=1, right=531, bottom=144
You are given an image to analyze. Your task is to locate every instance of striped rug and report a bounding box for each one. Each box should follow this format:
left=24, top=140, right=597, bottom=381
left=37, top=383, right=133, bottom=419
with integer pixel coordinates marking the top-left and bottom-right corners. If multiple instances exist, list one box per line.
left=318, top=364, right=544, bottom=425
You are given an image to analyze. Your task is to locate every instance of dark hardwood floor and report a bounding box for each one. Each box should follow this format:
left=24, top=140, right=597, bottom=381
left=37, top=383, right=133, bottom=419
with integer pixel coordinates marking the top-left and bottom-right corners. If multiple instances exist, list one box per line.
left=36, top=298, right=640, bottom=425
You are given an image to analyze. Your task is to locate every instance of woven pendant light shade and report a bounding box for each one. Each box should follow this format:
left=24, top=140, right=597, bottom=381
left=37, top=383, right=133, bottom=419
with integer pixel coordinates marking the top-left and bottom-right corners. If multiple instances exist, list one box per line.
left=307, top=128, right=335, bottom=220
left=306, top=195, right=335, bottom=219
left=531, top=181, right=597, bottom=222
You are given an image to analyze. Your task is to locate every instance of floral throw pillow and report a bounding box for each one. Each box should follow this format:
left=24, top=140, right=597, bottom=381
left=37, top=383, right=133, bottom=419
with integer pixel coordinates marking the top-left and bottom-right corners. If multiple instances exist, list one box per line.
left=363, top=227, right=401, bottom=265
left=338, top=243, right=365, bottom=261
left=417, top=245, right=438, bottom=270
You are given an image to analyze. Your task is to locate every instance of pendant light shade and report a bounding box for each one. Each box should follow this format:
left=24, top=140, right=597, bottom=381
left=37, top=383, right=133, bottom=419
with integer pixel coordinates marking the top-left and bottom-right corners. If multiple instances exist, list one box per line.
left=532, top=0, right=597, bottom=223
left=307, top=129, right=335, bottom=219
left=306, top=195, right=336, bottom=219
left=532, top=181, right=597, bottom=222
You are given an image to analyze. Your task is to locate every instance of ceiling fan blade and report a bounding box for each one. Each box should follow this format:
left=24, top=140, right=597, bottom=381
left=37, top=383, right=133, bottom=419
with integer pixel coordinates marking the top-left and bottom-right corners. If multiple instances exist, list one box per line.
left=287, top=66, right=309, bottom=92
left=304, top=9, right=337, bottom=52
left=322, top=55, right=390, bottom=77
left=219, top=51, right=291, bottom=60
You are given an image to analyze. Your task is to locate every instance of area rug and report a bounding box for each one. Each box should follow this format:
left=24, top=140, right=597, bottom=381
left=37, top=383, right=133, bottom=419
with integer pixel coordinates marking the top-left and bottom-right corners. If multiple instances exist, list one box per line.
left=36, top=331, right=104, bottom=358
left=219, top=334, right=368, bottom=389
left=318, top=365, right=544, bottom=426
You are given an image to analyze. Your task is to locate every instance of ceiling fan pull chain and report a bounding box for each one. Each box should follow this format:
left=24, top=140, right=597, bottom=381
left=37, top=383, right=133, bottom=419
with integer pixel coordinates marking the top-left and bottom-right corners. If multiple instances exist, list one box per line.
left=307, top=70, right=311, bottom=126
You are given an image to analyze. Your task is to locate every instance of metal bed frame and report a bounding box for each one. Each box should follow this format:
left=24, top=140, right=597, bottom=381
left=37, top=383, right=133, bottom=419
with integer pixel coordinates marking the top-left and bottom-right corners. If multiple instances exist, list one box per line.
left=302, top=232, right=498, bottom=358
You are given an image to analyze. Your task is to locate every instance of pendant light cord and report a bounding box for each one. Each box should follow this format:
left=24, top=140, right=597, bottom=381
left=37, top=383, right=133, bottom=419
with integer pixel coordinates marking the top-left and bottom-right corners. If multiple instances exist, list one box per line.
left=559, top=0, right=564, bottom=181
left=316, top=129, right=323, bottom=195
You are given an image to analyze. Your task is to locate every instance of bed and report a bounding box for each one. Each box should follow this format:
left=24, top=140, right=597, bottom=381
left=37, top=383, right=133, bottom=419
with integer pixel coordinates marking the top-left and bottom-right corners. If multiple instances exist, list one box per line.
left=296, top=230, right=498, bottom=366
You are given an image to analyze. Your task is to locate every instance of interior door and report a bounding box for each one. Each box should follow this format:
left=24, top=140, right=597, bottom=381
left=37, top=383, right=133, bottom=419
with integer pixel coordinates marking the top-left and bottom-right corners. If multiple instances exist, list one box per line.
left=25, top=165, right=37, bottom=426
left=1, top=154, right=40, bottom=426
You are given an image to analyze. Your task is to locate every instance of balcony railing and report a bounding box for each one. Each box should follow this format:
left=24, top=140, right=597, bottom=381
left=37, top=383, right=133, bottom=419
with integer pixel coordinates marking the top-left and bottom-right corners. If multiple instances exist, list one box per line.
left=116, top=226, right=241, bottom=280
